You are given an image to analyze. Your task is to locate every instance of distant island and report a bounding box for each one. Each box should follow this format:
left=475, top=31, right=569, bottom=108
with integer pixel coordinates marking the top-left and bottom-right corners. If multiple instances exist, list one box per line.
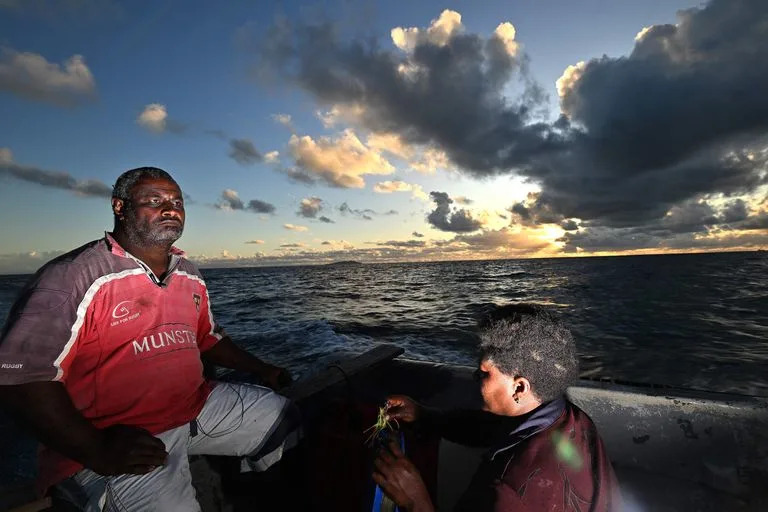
left=325, top=260, right=363, bottom=266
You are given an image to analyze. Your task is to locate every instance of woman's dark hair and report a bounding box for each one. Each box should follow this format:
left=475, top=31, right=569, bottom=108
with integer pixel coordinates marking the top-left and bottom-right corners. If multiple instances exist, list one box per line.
left=112, top=167, right=177, bottom=200
left=479, top=310, right=579, bottom=403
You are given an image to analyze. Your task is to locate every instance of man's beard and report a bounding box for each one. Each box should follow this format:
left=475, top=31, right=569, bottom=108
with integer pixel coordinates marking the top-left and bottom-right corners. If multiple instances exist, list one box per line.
left=123, top=208, right=184, bottom=247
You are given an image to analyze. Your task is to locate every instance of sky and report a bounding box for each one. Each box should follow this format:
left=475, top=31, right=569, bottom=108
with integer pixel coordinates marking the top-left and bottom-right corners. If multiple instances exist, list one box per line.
left=1, top=0, right=767, bottom=274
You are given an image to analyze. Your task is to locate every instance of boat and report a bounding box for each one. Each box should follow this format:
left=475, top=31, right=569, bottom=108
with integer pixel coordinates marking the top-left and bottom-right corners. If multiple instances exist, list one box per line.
left=3, top=344, right=767, bottom=511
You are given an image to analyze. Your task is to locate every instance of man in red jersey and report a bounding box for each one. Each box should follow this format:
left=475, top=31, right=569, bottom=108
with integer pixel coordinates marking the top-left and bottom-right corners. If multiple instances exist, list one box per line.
left=0, top=167, right=299, bottom=511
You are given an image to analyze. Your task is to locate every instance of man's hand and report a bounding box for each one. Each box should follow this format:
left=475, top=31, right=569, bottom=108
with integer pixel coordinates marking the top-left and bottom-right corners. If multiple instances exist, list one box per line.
left=86, top=425, right=168, bottom=476
left=260, top=364, right=293, bottom=390
left=373, top=439, right=434, bottom=512
left=385, top=395, right=422, bottom=423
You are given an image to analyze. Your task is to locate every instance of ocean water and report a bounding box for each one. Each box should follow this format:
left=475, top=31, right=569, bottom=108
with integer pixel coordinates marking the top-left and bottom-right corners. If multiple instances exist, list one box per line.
left=2, top=251, right=766, bottom=395
left=1, top=250, right=767, bottom=484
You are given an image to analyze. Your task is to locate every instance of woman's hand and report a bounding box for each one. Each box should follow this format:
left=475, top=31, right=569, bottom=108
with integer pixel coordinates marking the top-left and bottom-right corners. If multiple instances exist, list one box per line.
left=385, top=395, right=422, bottom=423
left=373, top=439, right=434, bottom=512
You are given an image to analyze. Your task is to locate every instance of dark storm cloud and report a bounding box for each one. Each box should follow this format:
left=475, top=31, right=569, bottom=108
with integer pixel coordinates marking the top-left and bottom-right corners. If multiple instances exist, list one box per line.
left=539, top=0, right=768, bottom=226
left=720, top=199, right=748, bottom=223
left=229, top=138, right=263, bottom=165
left=556, top=199, right=768, bottom=252
left=252, top=1, right=768, bottom=239
left=0, top=158, right=111, bottom=197
left=426, top=191, right=482, bottom=233
left=252, top=13, right=562, bottom=177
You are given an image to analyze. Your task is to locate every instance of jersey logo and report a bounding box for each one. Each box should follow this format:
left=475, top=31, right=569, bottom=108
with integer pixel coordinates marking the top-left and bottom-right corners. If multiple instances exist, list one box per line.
left=112, top=300, right=133, bottom=319
left=110, top=300, right=141, bottom=327
left=193, top=293, right=201, bottom=312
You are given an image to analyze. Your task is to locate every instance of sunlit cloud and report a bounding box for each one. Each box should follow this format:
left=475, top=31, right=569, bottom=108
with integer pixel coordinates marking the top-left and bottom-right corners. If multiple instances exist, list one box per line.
left=321, top=239, right=355, bottom=249
left=245, top=239, right=264, bottom=244
left=391, top=9, right=463, bottom=52
left=272, top=113, right=293, bottom=130
left=316, top=103, right=367, bottom=128
left=288, top=130, right=395, bottom=188
left=555, top=61, right=586, bottom=106
left=373, top=180, right=428, bottom=201
left=297, top=197, right=324, bottom=218
left=137, top=103, right=167, bottom=133
left=492, top=22, right=520, bottom=57
left=284, top=223, right=309, bottom=232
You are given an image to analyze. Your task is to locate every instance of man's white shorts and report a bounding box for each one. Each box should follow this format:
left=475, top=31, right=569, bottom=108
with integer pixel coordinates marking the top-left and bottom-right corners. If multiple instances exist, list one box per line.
left=55, top=382, right=301, bottom=511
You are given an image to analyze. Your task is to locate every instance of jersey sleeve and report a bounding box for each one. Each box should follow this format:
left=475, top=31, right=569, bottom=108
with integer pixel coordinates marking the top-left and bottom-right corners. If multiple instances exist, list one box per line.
left=0, top=264, right=86, bottom=384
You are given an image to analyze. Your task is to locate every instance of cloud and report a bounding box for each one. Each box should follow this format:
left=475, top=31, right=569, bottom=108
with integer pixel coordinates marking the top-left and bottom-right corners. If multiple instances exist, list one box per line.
left=215, top=189, right=276, bottom=213
left=0, top=47, right=96, bottom=106
left=391, top=10, right=464, bottom=52
left=216, top=189, right=245, bottom=210
left=427, top=191, right=483, bottom=233
left=252, top=1, right=768, bottom=254
left=137, top=103, right=166, bottom=133
left=560, top=219, right=579, bottom=231
left=338, top=202, right=375, bottom=220
left=264, top=151, right=280, bottom=163
left=454, top=227, right=552, bottom=253
left=454, top=196, right=473, bottom=205
left=284, top=223, right=309, bottom=232
left=288, top=130, right=395, bottom=188
left=277, top=166, right=317, bottom=185
left=247, top=199, right=276, bottom=214
left=0, top=249, right=66, bottom=275
left=136, top=103, right=185, bottom=134
left=540, top=0, right=768, bottom=227
left=297, top=196, right=323, bottom=218
left=229, top=138, right=263, bottom=165
left=253, top=9, right=540, bottom=179
left=272, top=113, right=293, bottom=130
left=412, top=231, right=424, bottom=238
left=556, top=198, right=768, bottom=253
left=318, top=215, right=334, bottom=223
left=245, top=239, right=264, bottom=244
left=279, top=243, right=306, bottom=248
left=0, top=148, right=111, bottom=197
left=373, top=180, right=428, bottom=201
left=376, top=239, right=426, bottom=248
left=321, top=239, right=354, bottom=249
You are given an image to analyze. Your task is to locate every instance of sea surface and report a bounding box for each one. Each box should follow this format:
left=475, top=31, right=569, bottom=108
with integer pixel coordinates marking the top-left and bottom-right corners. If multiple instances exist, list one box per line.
left=2, top=251, right=767, bottom=394
left=1, top=251, right=768, bottom=483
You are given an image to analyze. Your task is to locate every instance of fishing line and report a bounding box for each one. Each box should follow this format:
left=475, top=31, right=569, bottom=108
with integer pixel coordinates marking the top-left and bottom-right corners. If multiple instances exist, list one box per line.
left=195, top=383, right=247, bottom=439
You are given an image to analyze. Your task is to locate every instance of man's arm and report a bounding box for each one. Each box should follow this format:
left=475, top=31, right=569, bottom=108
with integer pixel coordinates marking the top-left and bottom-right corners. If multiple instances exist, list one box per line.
left=200, top=337, right=292, bottom=389
left=0, top=382, right=167, bottom=476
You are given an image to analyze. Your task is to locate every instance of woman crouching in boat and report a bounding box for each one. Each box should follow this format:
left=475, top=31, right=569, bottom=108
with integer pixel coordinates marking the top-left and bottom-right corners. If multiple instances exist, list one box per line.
left=373, top=311, right=622, bottom=512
